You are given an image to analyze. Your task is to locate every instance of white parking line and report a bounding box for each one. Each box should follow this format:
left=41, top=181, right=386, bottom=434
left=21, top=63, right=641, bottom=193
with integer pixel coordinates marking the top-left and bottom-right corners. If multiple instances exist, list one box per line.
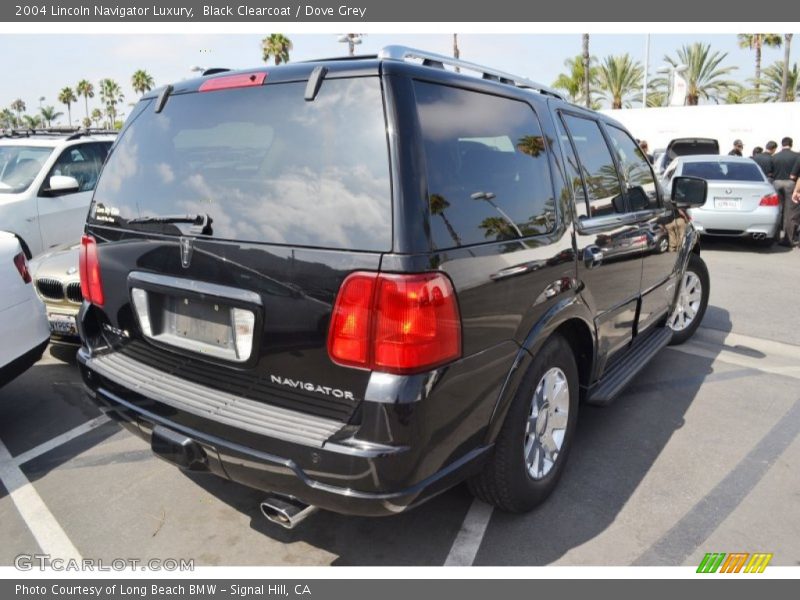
left=13, top=414, right=110, bottom=466
left=444, top=499, right=494, bottom=566
left=670, top=328, right=800, bottom=381
left=0, top=437, right=81, bottom=561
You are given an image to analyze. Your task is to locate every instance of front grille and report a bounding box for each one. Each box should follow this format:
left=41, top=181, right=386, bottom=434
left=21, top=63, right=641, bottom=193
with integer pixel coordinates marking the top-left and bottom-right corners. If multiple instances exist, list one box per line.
left=65, top=282, right=83, bottom=303
left=87, top=351, right=344, bottom=447
left=118, top=340, right=358, bottom=423
left=36, top=277, right=64, bottom=300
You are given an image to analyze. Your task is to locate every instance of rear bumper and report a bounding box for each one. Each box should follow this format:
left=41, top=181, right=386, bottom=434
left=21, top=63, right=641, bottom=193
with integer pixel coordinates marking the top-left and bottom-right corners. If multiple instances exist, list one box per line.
left=77, top=348, right=491, bottom=516
left=690, top=205, right=780, bottom=236
left=0, top=338, right=49, bottom=388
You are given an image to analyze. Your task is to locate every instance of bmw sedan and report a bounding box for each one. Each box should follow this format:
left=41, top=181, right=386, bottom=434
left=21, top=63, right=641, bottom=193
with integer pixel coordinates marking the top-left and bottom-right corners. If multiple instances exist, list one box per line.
left=662, top=155, right=781, bottom=247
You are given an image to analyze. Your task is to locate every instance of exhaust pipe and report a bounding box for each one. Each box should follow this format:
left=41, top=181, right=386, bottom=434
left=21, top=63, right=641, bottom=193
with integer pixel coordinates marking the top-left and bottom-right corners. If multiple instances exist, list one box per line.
left=260, top=494, right=317, bottom=529
left=752, top=233, right=767, bottom=240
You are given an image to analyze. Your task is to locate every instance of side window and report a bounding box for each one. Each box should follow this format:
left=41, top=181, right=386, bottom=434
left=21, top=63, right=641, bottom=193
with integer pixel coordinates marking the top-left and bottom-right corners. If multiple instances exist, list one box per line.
left=45, top=143, right=106, bottom=194
left=554, top=114, right=588, bottom=219
left=606, top=125, right=660, bottom=210
left=414, top=81, right=557, bottom=248
left=561, top=114, right=625, bottom=218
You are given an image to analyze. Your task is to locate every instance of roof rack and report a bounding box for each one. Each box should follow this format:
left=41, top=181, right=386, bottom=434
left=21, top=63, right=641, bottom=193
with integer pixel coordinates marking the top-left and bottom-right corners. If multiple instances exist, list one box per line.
left=377, top=45, right=565, bottom=100
left=0, top=127, right=117, bottom=139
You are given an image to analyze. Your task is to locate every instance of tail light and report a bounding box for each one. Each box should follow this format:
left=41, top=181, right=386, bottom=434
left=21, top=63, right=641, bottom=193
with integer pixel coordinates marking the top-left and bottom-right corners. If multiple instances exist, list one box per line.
left=79, top=234, right=104, bottom=306
left=199, top=72, right=267, bottom=92
left=13, top=252, right=31, bottom=284
left=328, top=272, right=462, bottom=374
left=759, top=193, right=780, bottom=207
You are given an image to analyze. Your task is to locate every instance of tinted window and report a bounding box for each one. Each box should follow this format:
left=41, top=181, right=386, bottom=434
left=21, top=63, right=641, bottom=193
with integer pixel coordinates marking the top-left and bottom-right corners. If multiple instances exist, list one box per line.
left=682, top=161, right=765, bottom=182
left=414, top=81, right=556, bottom=248
left=606, top=125, right=659, bottom=210
left=554, top=114, right=588, bottom=218
left=90, top=78, right=391, bottom=251
left=561, top=115, right=625, bottom=217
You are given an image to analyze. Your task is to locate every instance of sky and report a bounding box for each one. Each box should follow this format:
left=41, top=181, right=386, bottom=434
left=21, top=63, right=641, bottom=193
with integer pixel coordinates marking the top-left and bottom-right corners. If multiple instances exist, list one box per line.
left=0, top=33, right=794, bottom=124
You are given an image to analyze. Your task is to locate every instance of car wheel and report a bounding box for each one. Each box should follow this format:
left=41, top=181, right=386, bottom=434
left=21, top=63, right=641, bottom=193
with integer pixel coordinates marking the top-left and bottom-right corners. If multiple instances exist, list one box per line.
left=468, top=333, right=578, bottom=513
left=658, top=237, right=669, bottom=254
left=667, top=253, right=709, bottom=345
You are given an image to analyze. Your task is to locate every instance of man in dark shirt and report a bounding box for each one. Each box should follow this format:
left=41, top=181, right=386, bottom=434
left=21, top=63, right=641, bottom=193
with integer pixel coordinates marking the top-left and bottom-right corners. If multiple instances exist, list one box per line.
left=728, top=139, right=744, bottom=156
left=773, top=137, right=800, bottom=246
left=752, top=145, right=774, bottom=180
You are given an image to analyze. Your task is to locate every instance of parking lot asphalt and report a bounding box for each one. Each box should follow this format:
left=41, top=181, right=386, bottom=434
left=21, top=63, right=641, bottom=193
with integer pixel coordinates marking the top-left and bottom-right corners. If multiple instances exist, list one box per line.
left=1, top=239, right=798, bottom=567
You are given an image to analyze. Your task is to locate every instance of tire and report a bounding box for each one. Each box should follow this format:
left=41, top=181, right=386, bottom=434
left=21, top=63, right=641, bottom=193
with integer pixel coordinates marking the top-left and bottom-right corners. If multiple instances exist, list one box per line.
left=667, top=253, right=710, bottom=345
left=657, top=236, right=669, bottom=254
left=468, top=334, right=579, bottom=513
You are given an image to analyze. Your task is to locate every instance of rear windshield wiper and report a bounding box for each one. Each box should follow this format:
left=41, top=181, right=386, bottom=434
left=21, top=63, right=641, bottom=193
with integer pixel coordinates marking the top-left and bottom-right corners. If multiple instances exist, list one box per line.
left=127, top=213, right=212, bottom=235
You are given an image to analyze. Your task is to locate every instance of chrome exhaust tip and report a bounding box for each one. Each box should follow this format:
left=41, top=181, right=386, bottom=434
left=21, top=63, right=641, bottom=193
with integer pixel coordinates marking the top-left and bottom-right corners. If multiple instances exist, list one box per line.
left=259, top=495, right=317, bottom=530
left=752, top=232, right=767, bottom=240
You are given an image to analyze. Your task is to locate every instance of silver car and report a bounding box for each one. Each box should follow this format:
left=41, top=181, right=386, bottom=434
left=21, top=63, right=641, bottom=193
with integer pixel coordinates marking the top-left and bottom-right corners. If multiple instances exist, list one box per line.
left=662, top=155, right=781, bottom=247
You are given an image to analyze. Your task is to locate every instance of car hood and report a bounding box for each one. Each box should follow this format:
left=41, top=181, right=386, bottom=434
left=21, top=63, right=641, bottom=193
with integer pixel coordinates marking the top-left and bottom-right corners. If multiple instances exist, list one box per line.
left=29, top=243, right=80, bottom=280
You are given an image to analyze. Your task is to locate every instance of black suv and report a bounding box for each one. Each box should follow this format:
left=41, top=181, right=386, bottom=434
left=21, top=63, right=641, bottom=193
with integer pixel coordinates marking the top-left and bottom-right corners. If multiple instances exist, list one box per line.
left=76, top=46, right=710, bottom=527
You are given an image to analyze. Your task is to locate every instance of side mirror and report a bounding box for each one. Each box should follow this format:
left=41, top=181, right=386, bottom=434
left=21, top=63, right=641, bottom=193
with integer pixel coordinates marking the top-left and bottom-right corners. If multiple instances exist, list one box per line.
left=671, top=176, right=707, bottom=208
left=45, top=175, right=80, bottom=195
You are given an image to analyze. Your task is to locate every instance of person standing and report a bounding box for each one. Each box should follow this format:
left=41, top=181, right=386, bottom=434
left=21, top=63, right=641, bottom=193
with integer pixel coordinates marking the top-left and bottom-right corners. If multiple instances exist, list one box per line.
left=773, top=137, right=800, bottom=247
left=638, top=139, right=654, bottom=163
left=728, top=139, right=744, bottom=156
left=752, top=145, right=774, bottom=180
left=789, top=171, right=800, bottom=248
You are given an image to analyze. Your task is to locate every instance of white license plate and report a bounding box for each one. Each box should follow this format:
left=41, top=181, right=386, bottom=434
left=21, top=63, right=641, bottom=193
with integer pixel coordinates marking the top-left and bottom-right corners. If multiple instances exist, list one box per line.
left=48, top=313, right=77, bottom=335
left=714, top=197, right=741, bottom=210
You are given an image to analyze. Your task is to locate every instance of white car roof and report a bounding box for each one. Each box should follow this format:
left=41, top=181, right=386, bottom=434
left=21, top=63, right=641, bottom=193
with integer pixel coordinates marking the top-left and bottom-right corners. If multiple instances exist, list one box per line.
left=0, top=134, right=115, bottom=148
left=674, top=154, right=755, bottom=164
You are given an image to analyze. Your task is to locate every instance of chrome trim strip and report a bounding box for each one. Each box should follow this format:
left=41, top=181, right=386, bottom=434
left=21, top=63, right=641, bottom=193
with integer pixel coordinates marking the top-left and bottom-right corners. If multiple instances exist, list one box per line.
left=127, top=271, right=262, bottom=305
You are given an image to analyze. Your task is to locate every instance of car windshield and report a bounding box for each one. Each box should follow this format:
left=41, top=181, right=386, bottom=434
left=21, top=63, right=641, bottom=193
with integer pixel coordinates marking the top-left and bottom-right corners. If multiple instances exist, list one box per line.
left=682, top=161, right=765, bottom=182
left=0, top=145, right=53, bottom=193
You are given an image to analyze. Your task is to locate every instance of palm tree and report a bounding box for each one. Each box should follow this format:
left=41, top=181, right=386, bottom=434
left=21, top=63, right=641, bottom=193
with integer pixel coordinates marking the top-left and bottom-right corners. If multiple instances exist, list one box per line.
left=781, top=34, right=794, bottom=102
left=131, top=69, right=155, bottom=96
left=596, top=54, right=644, bottom=109
left=761, top=61, right=799, bottom=102
left=40, top=106, right=63, bottom=128
left=76, top=79, right=94, bottom=124
left=261, top=34, right=293, bottom=65
left=22, top=114, right=42, bottom=129
left=91, top=108, right=103, bottom=128
left=553, top=55, right=599, bottom=106
left=738, top=34, right=782, bottom=98
left=58, top=87, right=77, bottom=126
left=582, top=34, right=591, bottom=108
left=429, top=194, right=462, bottom=247
left=10, top=99, right=26, bottom=123
left=663, top=43, right=738, bottom=105
left=0, top=108, right=16, bottom=129
left=99, top=78, right=124, bottom=128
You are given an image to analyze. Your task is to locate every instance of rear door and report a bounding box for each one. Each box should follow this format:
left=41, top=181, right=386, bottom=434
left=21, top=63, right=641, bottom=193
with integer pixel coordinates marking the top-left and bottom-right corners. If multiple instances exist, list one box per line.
left=604, top=123, right=680, bottom=331
left=557, top=112, right=643, bottom=368
left=86, top=75, right=392, bottom=424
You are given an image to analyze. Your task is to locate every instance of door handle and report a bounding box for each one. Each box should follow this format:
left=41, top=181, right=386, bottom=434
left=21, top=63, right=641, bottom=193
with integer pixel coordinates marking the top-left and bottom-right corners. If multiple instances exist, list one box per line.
left=583, top=246, right=604, bottom=269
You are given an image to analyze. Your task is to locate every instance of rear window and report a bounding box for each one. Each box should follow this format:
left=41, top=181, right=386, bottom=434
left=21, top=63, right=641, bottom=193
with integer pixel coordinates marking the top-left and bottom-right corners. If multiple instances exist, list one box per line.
left=682, top=161, right=765, bottom=182
left=90, top=77, right=392, bottom=251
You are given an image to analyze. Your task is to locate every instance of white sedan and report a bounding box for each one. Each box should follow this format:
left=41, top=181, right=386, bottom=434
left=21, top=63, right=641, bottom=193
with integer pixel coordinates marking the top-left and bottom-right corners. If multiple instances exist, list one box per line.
left=662, top=155, right=781, bottom=247
left=0, top=231, right=50, bottom=387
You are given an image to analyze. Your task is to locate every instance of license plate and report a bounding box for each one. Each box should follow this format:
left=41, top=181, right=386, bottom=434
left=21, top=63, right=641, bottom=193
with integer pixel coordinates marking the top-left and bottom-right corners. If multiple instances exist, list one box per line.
left=48, top=313, right=77, bottom=335
left=714, top=197, right=741, bottom=210
left=167, top=297, right=233, bottom=349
